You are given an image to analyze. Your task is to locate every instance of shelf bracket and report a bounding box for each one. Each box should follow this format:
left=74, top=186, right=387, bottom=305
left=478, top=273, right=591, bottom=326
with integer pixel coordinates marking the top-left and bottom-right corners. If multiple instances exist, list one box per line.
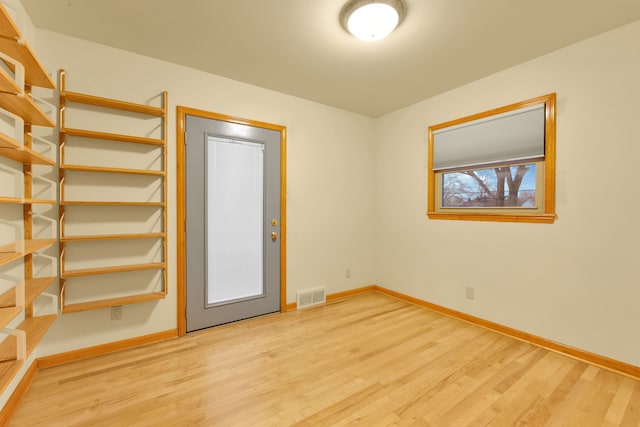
left=0, top=328, right=26, bottom=360
left=0, top=50, right=25, bottom=94
left=36, top=292, right=59, bottom=316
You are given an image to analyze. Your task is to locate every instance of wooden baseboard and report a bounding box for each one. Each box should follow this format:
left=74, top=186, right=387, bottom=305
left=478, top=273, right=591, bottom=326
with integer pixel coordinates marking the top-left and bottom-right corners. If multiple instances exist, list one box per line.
left=38, top=329, right=179, bottom=369
left=373, top=285, right=640, bottom=380
left=285, top=285, right=375, bottom=311
left=0, top=360, right=40, bottom=426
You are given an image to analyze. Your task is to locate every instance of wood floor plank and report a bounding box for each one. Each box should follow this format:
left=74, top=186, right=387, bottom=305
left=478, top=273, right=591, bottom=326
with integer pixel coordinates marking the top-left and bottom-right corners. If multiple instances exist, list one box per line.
left=619, top=381, right=640, bottom=426
left=10, top=293, right=640, bottom=426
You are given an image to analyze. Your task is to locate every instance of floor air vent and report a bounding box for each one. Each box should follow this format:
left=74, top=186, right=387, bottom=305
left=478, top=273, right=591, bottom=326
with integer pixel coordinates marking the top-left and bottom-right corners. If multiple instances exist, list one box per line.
left=296, top=287, right=326, bottom=309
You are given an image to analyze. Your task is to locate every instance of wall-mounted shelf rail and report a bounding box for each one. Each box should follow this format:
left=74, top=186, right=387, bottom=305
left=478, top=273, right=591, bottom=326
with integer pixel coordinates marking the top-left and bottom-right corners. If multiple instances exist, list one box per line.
left=59, top=69, right=167, bottom=314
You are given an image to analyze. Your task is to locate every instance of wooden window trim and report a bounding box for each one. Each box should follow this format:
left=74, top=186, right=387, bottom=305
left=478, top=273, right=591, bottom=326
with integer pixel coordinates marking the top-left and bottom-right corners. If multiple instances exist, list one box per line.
left=427, top=93, right=557, bottom=224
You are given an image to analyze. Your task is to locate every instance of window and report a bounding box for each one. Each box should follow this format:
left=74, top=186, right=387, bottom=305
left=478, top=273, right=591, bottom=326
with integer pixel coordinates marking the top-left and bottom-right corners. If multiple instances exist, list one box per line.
left=427, top=93, right=556, bottom=223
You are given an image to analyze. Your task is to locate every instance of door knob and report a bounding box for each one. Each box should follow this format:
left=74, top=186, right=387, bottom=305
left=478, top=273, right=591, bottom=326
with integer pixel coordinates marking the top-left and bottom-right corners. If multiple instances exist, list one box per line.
left=271, top=232, right=278, bottom=240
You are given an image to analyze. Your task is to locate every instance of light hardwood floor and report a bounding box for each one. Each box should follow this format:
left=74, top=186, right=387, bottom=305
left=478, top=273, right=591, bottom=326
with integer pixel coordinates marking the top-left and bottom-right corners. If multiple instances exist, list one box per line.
left=11, top=293, right=640, bottom=426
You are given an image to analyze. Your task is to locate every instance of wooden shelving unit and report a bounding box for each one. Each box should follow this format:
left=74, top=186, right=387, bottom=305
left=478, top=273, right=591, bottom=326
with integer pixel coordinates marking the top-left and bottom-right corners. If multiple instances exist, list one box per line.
left=59, top=69, right=167, bottom=313
left=0, top=2, right=58, bottom=395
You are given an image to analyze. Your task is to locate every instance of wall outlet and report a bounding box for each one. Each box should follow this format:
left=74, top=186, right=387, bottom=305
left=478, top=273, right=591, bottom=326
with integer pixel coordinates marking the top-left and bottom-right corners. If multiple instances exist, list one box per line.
left=111, top=305, right=122, bottom=321
left=465, top=287, right=475, bottom=300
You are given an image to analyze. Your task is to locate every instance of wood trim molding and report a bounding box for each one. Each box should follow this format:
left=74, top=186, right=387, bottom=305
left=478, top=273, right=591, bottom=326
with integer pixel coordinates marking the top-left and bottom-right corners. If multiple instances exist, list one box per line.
left=372, top=285, right=640, bottom=380
left=176, top=107, right=187, bottom=337
left=175, top=106, right=287, bottom=336
left=427, top=93, right=557, bottom=224
left=37, top=329, right=178, bottom=369
left=0, top=360, right=39, bottom=426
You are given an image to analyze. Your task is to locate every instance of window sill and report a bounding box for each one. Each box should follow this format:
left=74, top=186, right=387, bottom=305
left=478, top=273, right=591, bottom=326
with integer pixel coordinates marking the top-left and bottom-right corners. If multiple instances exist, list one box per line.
left=427, top=211, right=556, bottom=224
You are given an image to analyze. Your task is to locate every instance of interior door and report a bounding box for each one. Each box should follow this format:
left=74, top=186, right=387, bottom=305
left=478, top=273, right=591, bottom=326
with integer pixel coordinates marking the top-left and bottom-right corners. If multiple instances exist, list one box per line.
left=185, top=114, right=282, bottom=332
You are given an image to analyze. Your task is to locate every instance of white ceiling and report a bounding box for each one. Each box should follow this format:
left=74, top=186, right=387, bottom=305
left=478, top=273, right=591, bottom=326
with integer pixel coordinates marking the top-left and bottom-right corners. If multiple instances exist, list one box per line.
left=22, top=0, right=640, bottom=117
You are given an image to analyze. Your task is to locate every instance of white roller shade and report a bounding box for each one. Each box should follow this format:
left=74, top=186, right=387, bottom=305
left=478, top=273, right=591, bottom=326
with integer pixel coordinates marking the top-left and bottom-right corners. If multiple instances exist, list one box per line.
left=433, top=103, right=545, bottom=171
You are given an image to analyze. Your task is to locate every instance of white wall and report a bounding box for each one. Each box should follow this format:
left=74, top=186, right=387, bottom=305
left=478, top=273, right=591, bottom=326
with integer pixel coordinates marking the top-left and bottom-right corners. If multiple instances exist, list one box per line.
left=373, top=19, right=640, bottom=367
left=29, top=30, right=376, bottom=355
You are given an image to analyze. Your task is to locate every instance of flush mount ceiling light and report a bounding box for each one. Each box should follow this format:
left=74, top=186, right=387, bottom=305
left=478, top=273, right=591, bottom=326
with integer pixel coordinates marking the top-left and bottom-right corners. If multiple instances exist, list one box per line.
left=340, top=0, right=406, bottom=42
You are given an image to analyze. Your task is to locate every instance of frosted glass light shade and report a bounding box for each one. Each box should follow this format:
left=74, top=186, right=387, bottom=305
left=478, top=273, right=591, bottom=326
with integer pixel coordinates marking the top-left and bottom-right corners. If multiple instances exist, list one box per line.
left=341, top=0, right=405, bottom=42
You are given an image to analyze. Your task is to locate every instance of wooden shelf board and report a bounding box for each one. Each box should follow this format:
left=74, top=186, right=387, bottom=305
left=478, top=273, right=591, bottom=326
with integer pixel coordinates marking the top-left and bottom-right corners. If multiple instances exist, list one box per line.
left=61, top=200, right=164, bottom=207
left=0, top=37, right=55, bottom=89
left=62, top=262, right=165, bottom=278
left=62, top=164, right=164, bottom=176
left=62, top=292, right=165, bottom=314
left=0, top=65, right=21, bottom=93
left=0, top=359, right=21, bottom=395
left=0, top=288, right=12, bottom=307
left=0, top=239, right=56, bottom=267
left=0, top=314, right=56, bottom=362
left=0, top=306, right=22, bottom=330
left=0, top=277, right=56, bottom=308
left=0, top=35, right=54, bottom=89
left=0, top=132, right=18, bottom=148
left=61, top=91, right=164, bottom=117
left=0, top=146, right=55, bottom=165
left=0, top=132, right=54, bottom=165
left=0, top=197, right=55, bottom=205
left=0, top=91, right=55, bottom=127
left=0, top=313, right=57, bottom=392
left=61, top=128, right=164, bottom=146
left=0, top=3, right=21, bottom=40
left=23, top=315, right=57, bottom=354
left=61, top=233, right=165, bottom=242
left=0, top=314, right=56, bottom=366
